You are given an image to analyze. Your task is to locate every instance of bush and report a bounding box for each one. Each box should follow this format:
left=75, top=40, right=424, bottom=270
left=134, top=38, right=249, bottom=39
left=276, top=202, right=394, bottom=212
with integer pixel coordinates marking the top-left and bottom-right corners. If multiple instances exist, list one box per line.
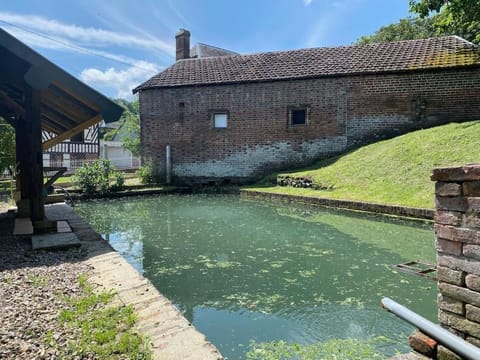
left=110, top=171, right=125, bottom=192
left=74, top=160, right=124, bottom=194
left=136, top=161, right=162, bottom=185
left=136, top=165, right=153, bottom=185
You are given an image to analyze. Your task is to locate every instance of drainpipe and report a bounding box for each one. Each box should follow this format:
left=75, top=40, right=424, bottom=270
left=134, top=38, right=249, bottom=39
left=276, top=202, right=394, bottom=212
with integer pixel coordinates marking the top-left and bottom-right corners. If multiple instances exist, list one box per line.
left=381, top=297, right=480, bottom=360
left=166, top=145, right=171, bottom=184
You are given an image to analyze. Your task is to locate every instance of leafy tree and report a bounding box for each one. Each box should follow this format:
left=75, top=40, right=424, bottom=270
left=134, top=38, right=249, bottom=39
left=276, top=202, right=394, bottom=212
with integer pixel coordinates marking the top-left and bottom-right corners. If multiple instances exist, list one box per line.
left=357, top=16, right=440, bottom=44
left=409, top=0, right=480, bottom=44
left=0, top=117, right=15, bottom=175
left=105, top=98, right=140, bottom=157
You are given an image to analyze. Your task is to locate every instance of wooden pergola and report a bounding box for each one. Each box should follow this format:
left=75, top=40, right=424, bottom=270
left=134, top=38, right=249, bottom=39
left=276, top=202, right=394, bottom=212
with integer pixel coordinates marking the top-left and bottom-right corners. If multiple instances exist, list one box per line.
left=0, top=28, right=123, bottom=224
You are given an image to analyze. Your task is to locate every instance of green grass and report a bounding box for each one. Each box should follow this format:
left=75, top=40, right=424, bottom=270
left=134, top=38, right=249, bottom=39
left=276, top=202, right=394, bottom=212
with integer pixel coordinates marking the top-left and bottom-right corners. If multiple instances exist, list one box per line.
left=50, top=274, right=151, bottom=359
left=246, top=120, right=480, bottom=209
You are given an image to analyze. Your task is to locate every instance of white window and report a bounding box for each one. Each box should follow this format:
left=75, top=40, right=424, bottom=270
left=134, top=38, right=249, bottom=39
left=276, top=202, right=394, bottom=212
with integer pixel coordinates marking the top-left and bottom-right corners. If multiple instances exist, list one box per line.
left=213, top=113, right=228, bottom=128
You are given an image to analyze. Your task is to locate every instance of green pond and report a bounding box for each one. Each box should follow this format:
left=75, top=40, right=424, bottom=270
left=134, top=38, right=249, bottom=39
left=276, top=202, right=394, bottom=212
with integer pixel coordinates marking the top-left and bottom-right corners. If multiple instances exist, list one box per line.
left=74, top=194, right=437, bottom=359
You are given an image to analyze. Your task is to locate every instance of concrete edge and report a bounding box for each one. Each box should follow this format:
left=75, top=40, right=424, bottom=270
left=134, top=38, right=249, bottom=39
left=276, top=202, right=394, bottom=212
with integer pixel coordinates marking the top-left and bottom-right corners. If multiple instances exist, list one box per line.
left=240, top=189, right=434, bottom=221
left=45, top=204, right=223, bottom=360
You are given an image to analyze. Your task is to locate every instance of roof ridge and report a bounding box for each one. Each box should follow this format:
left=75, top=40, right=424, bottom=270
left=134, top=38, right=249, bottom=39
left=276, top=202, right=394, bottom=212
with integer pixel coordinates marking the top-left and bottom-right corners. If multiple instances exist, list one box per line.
left=133, top=35, right=480, bottom=94
left=183, top=35, right=471, bottom=62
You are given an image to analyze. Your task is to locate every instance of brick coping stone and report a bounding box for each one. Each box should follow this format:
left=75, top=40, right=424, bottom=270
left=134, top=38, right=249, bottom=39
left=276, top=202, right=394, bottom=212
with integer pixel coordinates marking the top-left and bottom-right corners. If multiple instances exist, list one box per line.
left=45, top=203, right=223, bottom=360
left=240, top=189, right=434, bottom=220
left=431, top=164, right=480, bottom=182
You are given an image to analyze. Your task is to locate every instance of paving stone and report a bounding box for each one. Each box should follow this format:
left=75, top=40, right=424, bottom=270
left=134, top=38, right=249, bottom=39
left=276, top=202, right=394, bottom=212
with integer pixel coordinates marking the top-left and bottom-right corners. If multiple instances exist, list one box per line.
left=31, top=232, right=80, bottom=250
left=13, top=218, right=33, bottom=235
left=56, top=220, right=71, bottom=233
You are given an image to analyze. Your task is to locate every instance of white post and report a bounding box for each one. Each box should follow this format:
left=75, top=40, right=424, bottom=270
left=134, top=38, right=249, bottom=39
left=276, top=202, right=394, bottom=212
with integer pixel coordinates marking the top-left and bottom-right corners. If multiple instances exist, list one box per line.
left=64, top=153, right=71, bottom=170
left=42, top=153, right=50, bottom=168
left=103, top=144, right=108, bottom=160
left=166, top=145, right=171, bottom=184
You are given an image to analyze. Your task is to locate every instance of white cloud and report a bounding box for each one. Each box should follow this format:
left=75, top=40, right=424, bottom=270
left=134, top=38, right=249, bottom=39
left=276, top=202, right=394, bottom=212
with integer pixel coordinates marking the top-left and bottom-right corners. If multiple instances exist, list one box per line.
left=304, top=0, right=313, bottom=6
left=2, top=25, right=157, bottom=68
left=80, top=61, right=161, bottom=100
left=0, top=12, right=175, bottom=56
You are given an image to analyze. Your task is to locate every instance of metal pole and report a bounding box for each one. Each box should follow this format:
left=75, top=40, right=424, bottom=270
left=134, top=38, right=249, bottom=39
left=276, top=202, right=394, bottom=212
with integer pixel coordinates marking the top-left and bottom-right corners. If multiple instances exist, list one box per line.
left=166, top=145, right=171, bottom=184
left=381, top=297, right=480, bottom=360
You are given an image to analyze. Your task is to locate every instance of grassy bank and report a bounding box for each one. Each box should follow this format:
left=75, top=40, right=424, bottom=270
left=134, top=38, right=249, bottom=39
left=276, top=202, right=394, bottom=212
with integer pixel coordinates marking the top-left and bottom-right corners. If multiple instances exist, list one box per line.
left=246, top=120, right=480, bottom=209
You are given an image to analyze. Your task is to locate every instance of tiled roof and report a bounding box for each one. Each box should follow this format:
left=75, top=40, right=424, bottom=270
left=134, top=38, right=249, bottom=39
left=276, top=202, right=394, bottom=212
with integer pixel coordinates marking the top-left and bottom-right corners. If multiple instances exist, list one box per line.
left=190, top=43, right=239, bottom=58
left=134, top=36, right=480, bottom=92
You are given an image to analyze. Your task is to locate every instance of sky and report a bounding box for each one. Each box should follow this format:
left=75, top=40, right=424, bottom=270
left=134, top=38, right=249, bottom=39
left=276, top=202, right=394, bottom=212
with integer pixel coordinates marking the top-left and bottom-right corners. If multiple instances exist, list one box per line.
left=0, top=0, right=412, bottom=100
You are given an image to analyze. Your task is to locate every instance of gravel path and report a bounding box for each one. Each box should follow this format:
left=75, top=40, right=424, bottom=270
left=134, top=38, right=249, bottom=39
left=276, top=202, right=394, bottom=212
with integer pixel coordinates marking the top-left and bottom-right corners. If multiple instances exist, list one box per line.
left=0, top=211, right=93, bottom=359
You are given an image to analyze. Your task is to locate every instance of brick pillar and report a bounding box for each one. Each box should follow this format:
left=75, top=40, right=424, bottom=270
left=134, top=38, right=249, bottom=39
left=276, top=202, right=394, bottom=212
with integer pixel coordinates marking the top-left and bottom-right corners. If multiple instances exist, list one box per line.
left=432, top=164, right=480, bottom=357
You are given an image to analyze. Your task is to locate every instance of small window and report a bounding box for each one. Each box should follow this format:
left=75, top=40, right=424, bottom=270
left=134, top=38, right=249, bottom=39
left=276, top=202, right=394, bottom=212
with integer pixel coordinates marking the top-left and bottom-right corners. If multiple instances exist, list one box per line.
left=289, top=107, right=308, bottom=126
left=213, top=113, right=228, bottom=128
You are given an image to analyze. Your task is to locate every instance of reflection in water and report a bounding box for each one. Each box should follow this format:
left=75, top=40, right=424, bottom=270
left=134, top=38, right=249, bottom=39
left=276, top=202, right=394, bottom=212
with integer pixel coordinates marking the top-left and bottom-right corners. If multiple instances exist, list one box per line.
left=75, top=194, right=436, bottom=359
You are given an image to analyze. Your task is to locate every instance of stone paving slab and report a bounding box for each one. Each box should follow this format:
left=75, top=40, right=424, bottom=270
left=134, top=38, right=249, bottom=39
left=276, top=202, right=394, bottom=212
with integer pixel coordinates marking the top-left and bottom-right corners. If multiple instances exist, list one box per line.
left=13, top=217, right=33, bottom=235
left=56, top=220, right=71, bottom=233
left=31, top=232, right=81, bottom=250
left=44, top=204, right=223, bottom=360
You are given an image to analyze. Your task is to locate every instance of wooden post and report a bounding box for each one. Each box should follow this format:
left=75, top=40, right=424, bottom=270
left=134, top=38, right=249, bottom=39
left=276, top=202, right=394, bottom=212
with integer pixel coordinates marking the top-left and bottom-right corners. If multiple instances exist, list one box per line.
left=15, top=115, right=30, bottom=217
left=24, top=85, right=44, bottom=221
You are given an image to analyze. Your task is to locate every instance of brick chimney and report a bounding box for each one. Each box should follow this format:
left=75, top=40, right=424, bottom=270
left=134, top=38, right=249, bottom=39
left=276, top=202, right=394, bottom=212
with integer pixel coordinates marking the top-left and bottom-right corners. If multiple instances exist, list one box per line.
left=175, top=29, right=190, bottom=61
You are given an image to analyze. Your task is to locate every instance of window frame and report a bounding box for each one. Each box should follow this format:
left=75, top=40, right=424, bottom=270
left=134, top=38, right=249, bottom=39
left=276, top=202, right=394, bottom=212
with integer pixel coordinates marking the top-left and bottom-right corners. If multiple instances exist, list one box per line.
left=211, top=111, right=229, bottom=129
left=288, top=106, right=309, bottom=127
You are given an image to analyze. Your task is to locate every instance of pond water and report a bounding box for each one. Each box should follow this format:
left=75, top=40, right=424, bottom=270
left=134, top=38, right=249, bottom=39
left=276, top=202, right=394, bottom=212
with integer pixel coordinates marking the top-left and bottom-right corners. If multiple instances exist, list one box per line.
left=74, top=194, right=437, bottom=359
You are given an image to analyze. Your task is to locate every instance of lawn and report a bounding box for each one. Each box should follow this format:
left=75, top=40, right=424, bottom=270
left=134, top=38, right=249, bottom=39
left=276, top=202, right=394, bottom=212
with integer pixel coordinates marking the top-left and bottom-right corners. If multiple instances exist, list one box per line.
left=246, top=120, right=480, bottom=209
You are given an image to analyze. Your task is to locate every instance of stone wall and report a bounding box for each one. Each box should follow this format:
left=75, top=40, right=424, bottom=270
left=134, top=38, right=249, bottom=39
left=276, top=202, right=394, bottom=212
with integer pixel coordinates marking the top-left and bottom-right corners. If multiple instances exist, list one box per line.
left=432, top=164, right=480, bottom=358
left=140, top=68, right=480, bottom=184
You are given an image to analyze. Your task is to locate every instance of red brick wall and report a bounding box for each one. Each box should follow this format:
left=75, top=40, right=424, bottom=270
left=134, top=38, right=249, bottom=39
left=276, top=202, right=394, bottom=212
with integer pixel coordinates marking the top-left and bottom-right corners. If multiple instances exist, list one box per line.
left=139, top=68, right=480, bottom=183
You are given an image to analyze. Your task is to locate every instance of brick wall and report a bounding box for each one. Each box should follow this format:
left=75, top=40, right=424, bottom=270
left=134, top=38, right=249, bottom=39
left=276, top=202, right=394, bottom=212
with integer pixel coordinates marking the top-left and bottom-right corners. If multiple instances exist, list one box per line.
left=432, top=164, right=480, bottom=358
left=140, top=68, right=480, bottom=183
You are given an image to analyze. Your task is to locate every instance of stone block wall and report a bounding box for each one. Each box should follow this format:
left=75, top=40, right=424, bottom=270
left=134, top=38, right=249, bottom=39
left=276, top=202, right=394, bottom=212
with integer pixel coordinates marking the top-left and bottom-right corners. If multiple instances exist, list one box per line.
left=432, top=164, right=480, bottom=356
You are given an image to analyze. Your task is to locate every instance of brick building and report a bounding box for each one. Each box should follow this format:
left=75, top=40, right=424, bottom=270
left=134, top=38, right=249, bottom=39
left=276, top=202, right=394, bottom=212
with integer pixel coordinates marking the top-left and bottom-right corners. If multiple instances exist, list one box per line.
left=134, top=30, right=480, bottom=184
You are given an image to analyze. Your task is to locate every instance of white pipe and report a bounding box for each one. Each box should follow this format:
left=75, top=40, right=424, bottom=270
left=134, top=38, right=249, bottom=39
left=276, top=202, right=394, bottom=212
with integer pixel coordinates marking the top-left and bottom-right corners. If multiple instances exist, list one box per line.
left=382, top=297, right=480, bottom=360
left=166, top=145, right=171, bottom=184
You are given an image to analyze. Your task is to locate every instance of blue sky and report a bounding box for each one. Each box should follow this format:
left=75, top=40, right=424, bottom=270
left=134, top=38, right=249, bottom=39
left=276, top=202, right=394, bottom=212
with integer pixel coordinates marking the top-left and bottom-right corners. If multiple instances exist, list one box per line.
left=0, top=0, right=412, bottom=100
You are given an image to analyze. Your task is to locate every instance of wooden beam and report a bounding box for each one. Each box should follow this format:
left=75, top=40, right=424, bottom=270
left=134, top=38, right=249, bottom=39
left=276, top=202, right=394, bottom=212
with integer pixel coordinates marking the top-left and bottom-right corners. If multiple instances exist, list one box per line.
left=52, top=81, right=101, bottom=113
left=0, top=90, right=25, bottom=118
left=45, top=85, right=97, bottom=120
left=0, top=105, right=17, bottom=126
left=40, top=116, right=65, bottom=134
left=40, top=111, right=70, bottom=133
left=41, top=102, right=78, bottom=129
left=42, top=114, right=102, bottom=150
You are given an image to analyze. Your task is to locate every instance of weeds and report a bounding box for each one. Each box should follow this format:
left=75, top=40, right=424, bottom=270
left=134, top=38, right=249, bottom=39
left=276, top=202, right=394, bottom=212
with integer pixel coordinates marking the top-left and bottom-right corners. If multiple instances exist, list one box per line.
left=51, top=274, right=151, bottom=359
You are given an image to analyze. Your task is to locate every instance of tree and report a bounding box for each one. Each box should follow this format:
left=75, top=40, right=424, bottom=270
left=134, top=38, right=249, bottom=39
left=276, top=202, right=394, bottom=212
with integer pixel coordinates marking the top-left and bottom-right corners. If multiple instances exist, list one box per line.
left=0, top=117, right=15, bottom=175
left=106, top=99, right=140, bottom=157
left=409, top=0, right=480, bottom=44
left=357, top=16, right=440, bottom=44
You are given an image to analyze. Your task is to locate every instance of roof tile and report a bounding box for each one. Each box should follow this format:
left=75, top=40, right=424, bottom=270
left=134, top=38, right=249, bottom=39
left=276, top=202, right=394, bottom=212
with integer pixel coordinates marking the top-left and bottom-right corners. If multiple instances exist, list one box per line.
left=134, top=36, right=480, bottom=92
